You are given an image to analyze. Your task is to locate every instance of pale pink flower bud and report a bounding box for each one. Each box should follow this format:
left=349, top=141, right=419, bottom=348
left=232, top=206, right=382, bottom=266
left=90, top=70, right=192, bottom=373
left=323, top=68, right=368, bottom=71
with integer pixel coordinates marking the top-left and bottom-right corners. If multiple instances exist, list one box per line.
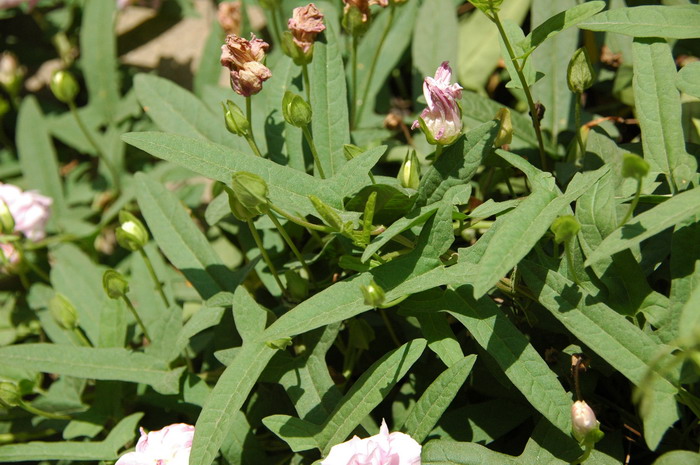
left=288, top=3, right=325, bottom=54
left=220, top=34, right=272, bottom=97
left=0, top=243, right=19, bottom=269
left=0, top=183, right=52, bottom=242
left=412, top=61, right=463, bottom=146
left=321, top=419, right=421, bottom=465
left=217, top=1, right=242, bottom=35
left=115, top=423, right=194, bottom=465
left=571, top=400, right=599, bottom=443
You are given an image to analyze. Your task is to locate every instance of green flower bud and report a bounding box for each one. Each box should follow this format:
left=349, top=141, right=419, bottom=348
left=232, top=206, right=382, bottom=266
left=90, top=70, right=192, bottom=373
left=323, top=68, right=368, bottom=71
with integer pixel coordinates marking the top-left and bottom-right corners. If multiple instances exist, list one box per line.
left=571, top=400, right=604, bottom=445
left=398, top=150, right=420, bottom=189
left=50, top=70, right=79, bottom=104
left=227, top=172, right=270, bottom=221
left=0, top=52, right=25, bottom=97
left=49, top=293, right=79, bottom=330
left=494, top=107, right=513, bottom=147
left=0, top=200, right=14, bottom=234
left=282, top=91, right=312, bottom=128
left=360, top=279, right=385, bottom=307
left=103, top=269, right=130, bottom=300
left=567, top=47, right=596, bottom=94
left=343, top=144, right=365, bottom=161
left=621, top=153, right=650, bottom=181
left=309, top=195, right=344, bottom=232
left=280, top=31, right=312, bottom=66
left=265, top=337, right=293, bottom=350
left=222, top=100, right=249, bottom=137
left=284, top=269, right=309, bottom=301
left=342, top=5, right=370, bottom=37
left=551, top=215, right=581, bottom=244
left=0, top=382, right=21, bottom=407
left=0, top=96, right=9, bottom=119
left=116, top=211, right=149, bottom=252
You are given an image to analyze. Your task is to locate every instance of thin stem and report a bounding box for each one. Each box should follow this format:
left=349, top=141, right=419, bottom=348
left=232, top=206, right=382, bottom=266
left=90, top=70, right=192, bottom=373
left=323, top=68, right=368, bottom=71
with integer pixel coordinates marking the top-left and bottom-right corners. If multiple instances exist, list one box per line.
left=355, top=5, right=396, bottom=128
left=68, top=102, right=121, bottom=192
left=301, top=62, right=311, bottom=103
left=434, top=145, right=443, bottom=161
left=245, top=97, right=264, bottom=158
left=619, top=178, right=643, bottom=227
left=270, top=205, right=333, bottom=233
left=379, top=309, right=401, bottom=348
left=350, top=36, right=359, bottom=129
left=20, top=401, right=71, bottom=421
left=246, top=219, right=287, bottom=296
left=492, top=12, right=548, bottom=170
left=573, top=358, right=583, bottom=401
left=122, top=295, right=151, bottom=343
left=72, top=327, right=92, bottom=347
left=138, top=248, right=170, bottom=308
left=574, top=92, right=586, bottom=161
left=267, top=212, right=314, bottom=284
left=301, top=125, right=326, bottom=179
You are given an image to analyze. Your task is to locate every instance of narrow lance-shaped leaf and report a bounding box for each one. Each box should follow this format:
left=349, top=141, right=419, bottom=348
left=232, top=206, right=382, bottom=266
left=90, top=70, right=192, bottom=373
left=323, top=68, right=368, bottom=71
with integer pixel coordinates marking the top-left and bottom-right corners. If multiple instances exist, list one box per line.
left=520, top=1, right=605, bottom=53
left=579, top=5, right=700, bottom=39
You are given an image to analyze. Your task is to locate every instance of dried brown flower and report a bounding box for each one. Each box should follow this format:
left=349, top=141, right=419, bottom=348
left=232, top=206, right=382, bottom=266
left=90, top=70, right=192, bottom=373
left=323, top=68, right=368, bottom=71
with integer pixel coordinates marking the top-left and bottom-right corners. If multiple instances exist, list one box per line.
left=288, top=3, right=325, bottom=54
left=217, top=1, right=242, bottom=36
left=220, top=34, right=271, bottom=97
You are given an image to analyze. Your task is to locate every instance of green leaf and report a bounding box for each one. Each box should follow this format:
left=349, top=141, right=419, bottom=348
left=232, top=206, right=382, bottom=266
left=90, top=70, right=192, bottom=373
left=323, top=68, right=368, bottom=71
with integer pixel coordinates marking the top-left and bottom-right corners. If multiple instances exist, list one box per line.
left=412, top=0, right=458, bottom=83
left=16, top=96, right=66, bottom=216
left=262, top=415, right=322, bottom=452
left=310, top=19, right=350, bottom=176
left=134, top=74, right=248, bottom=152
left=678, top=284, right=700, bottom=341
left=400, top=355, right=476, bottom=443
left=412, top=309, right=465, bottom=368
left=579, top=5, right=700, bottom=39
left=653, top=451, right=700, bottom=465
left=0, top=412, right=142, bottom=462
left=231, top=286, right=268, bottom=342
left=520, top=1, right=605, bottom=53
left=633, top=38, right=697, bottom=192
left=135, top=173, right=238, bottom=299
left=423, top=439, right=519, bottom=464
left=467, top=0, right=504, bottom=16
left=499, top=19, right=540, bottom=90
left=0, top=343, right=184, bottom=394
left=317, top=339, right=427, bottom=453
left=79, top=0, right=119, bottom=122
left=584, top=186, right=700, bottom=266
left=677, top=61, right=700, bottom=99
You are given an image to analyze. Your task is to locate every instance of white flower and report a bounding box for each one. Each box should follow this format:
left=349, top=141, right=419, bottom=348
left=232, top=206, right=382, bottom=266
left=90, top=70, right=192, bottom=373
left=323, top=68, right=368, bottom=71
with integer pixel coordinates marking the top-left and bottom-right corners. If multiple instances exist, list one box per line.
left=0, top=183, right=52, bottom=242
left=115, top=423, right=194, bottom=465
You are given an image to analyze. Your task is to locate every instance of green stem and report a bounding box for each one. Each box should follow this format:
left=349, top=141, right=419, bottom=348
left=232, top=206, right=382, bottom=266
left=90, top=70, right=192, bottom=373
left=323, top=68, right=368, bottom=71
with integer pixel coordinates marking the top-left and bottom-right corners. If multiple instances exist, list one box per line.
left=72, top=327, right=92, bottom=347
left=492, top=12, right=548, bottom=170
left=301, top=125, right=326, bottom=179
left=138, top=248, right=170, bottom=308
left=68, top=102, right=121, bottom=192
left=350, top=36, right=359, bottom=129
left=574, top=92, right=586, bottom=161
left=245, top=97, right=264, bottom=158
left=20, top=401, right=71, bottom=420
left=267, top=212, right=314, bottom=284
left=355, top=5, right=396, bottom=129
left=246, top=219, right=287, bottom=296
left=301, top=62, right=311, bottom=103
left=379, top=308, right=401, bottom=348
left=571, top=444, right=593, bottom=465
left=434, top=145, right=443, bottom=160
left=122, top=295, right=151, bottom=343
left=270, top=205, right=333, bottom=233
left=619, top=178, right=643, bottom=227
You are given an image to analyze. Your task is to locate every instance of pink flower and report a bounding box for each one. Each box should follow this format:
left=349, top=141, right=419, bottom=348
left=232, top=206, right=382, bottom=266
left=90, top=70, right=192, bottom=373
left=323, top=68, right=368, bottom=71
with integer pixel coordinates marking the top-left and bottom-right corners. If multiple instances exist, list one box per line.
left=571, top=401, right=599, bottom=443
left=412, top=61, right=463, bottom=146
left=288, top=3, right=325, bottom=54
left=220, top=34, right=272, bottom=97
left=115, top=423, right=194, bottom=465
left=0, top=243, right=19, bottom=267
left=0, top=183, right=52, bottom=242
left=321, top=419, right=421, bottom=465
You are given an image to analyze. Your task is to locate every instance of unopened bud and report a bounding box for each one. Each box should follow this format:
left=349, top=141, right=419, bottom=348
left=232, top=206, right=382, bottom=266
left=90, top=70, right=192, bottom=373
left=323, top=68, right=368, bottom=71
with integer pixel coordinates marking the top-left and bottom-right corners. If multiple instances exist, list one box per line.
left=343, top=144, right=364, bottom=161
left=265, top=337, right=293, bottom=350
left=222, top=100, right=249, bottom=137
left=551, top=215, right=580, bottom=244
left=567, top=48, right=596, bottom=94
left=281, top=31, right=312, bottom=66
left=309, top=195, right=343, bottom=231
left=398, top=150, right=420, bottom=189
left=0, top=382, right=21, bottom=407
left=0, top=200, right=14, bottom=234
left=360, top=279, right=385, bottom=307
left=116, top=211, right=149, bottom=251
left=282, top=91, right=312, bottom=128
left=494, top=107, right=513, bottom=147
left=227, top=172, right=270, bottom=221
left=50, top=70, right=79, bottom=104
left=285, top=269, right=309, bottom=301
left=0, top=52, right=25, bottom=96
left=621, top=153, right=649, bottom=181
left=49, top=293, right=79, bottom=330
left=103, top=269, right=129, bottom=299
left=571, top=400, right=603, bottom=444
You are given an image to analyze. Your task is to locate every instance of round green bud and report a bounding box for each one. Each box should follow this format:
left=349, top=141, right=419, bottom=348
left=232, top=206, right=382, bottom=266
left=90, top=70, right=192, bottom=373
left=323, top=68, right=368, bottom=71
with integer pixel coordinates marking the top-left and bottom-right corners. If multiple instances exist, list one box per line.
left=494, top=107, right=513, bottom=147
left=222, top=100, right=249, bottom=137
left=0, top=199, right=15, bottom=234
left=49, top=293, right=79, bottom=330
left=116, top=211, right=149, bottom=252
left=227, top=172, right=270, bottom=221
left=621, top=153, right=650, bottom=180
left=282, top=91, right=312, bottom=128
left=551, top=215, right=581, bottom=244
left=567, top=47, right=596, bottom=94
left=0, top=382, right=21, bottom=407
left=103, top=269, right=130, bottom=300
left=398, top=150, right=420, bottom=189
left=50, top=70, right=79, bottom=104
left=361, top=279, right=385, bottom=307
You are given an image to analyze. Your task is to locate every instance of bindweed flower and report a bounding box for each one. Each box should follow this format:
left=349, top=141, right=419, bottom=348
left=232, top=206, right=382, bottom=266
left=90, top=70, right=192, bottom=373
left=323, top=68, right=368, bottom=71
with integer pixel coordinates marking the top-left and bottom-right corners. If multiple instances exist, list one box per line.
left=571, top=401, right=604, bottom=445
left=115, top=423, right=194, bottom=465
left=0, top=183, right=52, bottom=242
left=288, top=4, right=325, bottom=55
left=321, top=419, right=421, bottom=465
left=412, top=62, right=463, bottom=146
left=217, top=1, right=242, bottom=35
left=220, top=34, right=272, bottom=97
